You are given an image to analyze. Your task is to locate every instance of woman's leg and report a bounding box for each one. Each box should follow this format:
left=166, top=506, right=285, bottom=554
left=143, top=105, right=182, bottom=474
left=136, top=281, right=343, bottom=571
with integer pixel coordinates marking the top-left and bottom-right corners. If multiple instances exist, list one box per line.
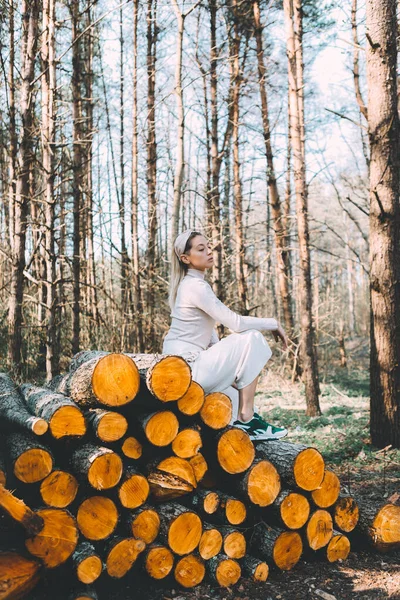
left=238, top=375, right=259, bottom=422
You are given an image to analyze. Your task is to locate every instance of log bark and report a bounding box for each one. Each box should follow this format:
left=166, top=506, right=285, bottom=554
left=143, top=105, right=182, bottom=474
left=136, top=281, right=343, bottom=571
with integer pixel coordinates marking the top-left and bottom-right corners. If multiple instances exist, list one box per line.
left=255, top=440, right=325, bottom=491
left=127, top=505, right=160, bottom=544
left=105, top=536, right=145, bottom=578
left=25, top=508, right=78, bottom=568
left=118, top=466, right=150, bottom=509
left=0, top=485, right=44, bottom=535
left=249, top=523, right=303, bottom=570
left=157, top=502, right=202, bottom=555
left=6, top=433, right=53, bottom=484
left=68, top=588, right=98, bottom=600
left=241, top=555, right=269, bottom=581
left=70, top=444, right=122, bottom=490
left=143, top=544, right=174, bottom=579
left=76, top=496, right=118, bottom=541
left=356, top=499, right=400, bottom=552
left=39, top=470, right=79, bottom=508
left=0, top=375, right=48, bottom=436
left=72, top=541, right=103, bottom=584
left=174, top=553, right=205, bottom=587
left=85, top=408, right=127, bottom=443
left=207, top=554, right=241, bottom=587
left=0, top=552, right=41, bottom=600
left=20, top=384, right=86, bottom=439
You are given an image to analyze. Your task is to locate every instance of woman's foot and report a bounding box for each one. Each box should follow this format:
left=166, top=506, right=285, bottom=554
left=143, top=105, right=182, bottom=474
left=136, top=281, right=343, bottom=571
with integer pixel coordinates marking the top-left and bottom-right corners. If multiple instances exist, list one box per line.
left=234, top=412, right=288, bottom=441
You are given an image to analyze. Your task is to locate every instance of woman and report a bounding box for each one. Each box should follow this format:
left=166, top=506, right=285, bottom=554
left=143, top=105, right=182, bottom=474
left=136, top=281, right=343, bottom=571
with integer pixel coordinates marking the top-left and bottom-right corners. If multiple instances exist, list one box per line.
left=162, top=229, right=289, bottom=441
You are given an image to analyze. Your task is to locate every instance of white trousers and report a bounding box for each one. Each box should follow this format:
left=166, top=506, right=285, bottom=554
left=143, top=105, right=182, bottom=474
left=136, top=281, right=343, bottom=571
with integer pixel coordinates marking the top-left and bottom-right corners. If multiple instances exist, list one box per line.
left=190, top=329, right=272, bottom=424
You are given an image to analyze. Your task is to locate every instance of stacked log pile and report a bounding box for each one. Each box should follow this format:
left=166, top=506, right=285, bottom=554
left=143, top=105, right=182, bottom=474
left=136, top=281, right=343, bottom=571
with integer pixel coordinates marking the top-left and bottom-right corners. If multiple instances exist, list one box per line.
left=0, top=354, right=399, bottom=599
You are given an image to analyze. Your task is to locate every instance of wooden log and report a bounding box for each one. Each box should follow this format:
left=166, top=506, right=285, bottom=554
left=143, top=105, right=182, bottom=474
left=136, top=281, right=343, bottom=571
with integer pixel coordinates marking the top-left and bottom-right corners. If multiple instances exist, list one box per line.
left=153, top=456, right=197, bottom=489
left=20, top=384, right=86, bottom=439
left=0, top=552, right=41, bottom=600
left=72, top=541, right=103, bottom=584
left=311, top=470, right=340, bottom=508
left=120, top=435, right=143, bottom=459
left=199, top=392, right=232, bottom=430
left=325, top=531, right=351, bottom=562
left=137, top=411, right=179, bottom=447
left=85, top=408, right=127, bottom=443
left=118, top=467, right=150, bottom=509
left=0, top=485, right=44, bottom=535
left=356, top=499, right=400, bottom=552
left=39, top=470, right=79, bottom=508
left=219, top=525, right=246, bottom=559
left=0, top=374, right=48, bottom=436
left=70, top=444, right=122, bottom=490
left=215, top=427, right=255, bottom=474
left=249, top=523, right=303, bottom=571
left=207, top=554, right=241, bottom=587
left=127, top=505, right=160, bottom=544
left=172, top=426, right=202, bottom=458
left=190, top=489, right=220, bottom=516
left=148, top=469, right=194, bottom=502
left=105, top=536, right=145, bottom=578
left=177, top=381, right=205, bottom=416
left=231, top=458, right=280, bottom=507
left=306, top=509, right=333, bottom=550
left=174, top=553, right=205, bottom=588
left=333, top=496, right=359, bottom=533
left=6, top=433, right=53, bottom=484
left=219, top=493, right=247, bottom=526
left=158, top=502, right=202, bottom=555
left=241, top=555, right=269, bottom=582
left=198, top=524, right=223, bottom=560
left=68, top=587, right=99, bottom=600
left=255, top=440, right=325, bottom=491
left=25, top=508, right=78, bottom=568
left=143, top=544, right=174, bottom=580
left=127, top=353, right=192, bottom=402
left=189, top=453, right=208, bottom=484
left=0, top=455, right=5, bottom=487
left=266, top=489, right=310, bottom=530
left=65, top=352, right=140, bottom=408
left=76, top=496, right=119, bottom=541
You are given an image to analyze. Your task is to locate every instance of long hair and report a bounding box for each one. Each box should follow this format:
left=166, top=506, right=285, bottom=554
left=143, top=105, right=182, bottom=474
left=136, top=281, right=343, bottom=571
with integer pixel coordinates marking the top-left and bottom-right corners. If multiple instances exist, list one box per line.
left=168, top=230, right=202, bottom=311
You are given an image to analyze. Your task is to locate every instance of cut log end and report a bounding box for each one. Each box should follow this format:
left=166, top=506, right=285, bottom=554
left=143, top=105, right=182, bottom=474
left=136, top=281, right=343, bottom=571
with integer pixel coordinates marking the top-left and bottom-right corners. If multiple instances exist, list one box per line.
left=77, top=496, right=118, bottom=541
left=293, top=448, right=325, bottom=491
left=306, top=509, right=333, bottom=550
left=311, top=470, right=341, bottom=508
left=247, top=460, right=280, bottom=507
left=189, top=453, right=208, bottom=483
left=326, top=533, right=351, bottom=562
left=50, top=406, right=86, bottom=439
left=273, top=531, right=303, bottom=570
left=203, top=491, right=220, bottom=514
left=88, top=452, right=122, bottom=490
left=199, top=528, right=222, bottom=560
left=177, top=381, right=205, bottom=415
left=31, top=418, right=49, bottom=436
left=372, top=504, right=400, bottom=549
left=97, top=411, right=128, bottom=442
left=0, top=552, right=41, bottom=600
left=77, top=555, right=103, bottom=584
left=334, top=497, right=359, bottom=532
left=130, top=509, right=160, bottom=544
left=242, top=556, right=269, bottom=582
left=25, top=508, right=78, bottom=568
left=106, top=538, right=145, bottom=578
left=223, top=531, right=246, bottom=559
left=172, top=428, right=202, bottom=458
left=118, top=472, right=150, bottom=509
left=121, top=436, right=143, bottom=459
left=200, top=392, right=232, bottom=430
left=40, top=470, right=79, bottom=508
left=14, top=448, right=53, bottom=484
left=168, top=511, right=202, bottom=555
left=174, top=554, right=205, bottom=588
left=149, top=356, right=192, bottom=402
left=217, top=428, right=255, bottom=474
left=213, top=557, right=241, bottom=587
left=280, top=492, right=310, bottom=529
left=225, top=498, right=247, bottom=525
left=145, top=411, right=179, bottom=446
left=148, top=470, right=194, bottom=502
left=145, top=546, right=174, bottom=579
left=157, top=456, right=197, bottom=489
left=92, top=353, right=140, bottom=407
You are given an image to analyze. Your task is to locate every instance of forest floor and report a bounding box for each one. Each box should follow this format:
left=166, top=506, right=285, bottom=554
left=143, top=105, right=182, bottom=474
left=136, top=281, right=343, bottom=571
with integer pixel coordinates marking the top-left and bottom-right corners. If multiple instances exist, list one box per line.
left=31, top=359, right=400, bottom=600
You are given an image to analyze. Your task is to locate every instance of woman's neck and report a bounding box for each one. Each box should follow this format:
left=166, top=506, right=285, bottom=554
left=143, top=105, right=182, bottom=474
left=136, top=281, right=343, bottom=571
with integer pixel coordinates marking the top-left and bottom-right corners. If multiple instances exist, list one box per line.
left=186, top=267, right=206, bottom=279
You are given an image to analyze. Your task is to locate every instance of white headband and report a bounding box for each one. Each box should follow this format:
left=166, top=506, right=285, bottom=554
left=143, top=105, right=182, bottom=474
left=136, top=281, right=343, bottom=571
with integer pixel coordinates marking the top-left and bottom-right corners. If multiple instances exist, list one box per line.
left=174, top=229, right=195, bottom=260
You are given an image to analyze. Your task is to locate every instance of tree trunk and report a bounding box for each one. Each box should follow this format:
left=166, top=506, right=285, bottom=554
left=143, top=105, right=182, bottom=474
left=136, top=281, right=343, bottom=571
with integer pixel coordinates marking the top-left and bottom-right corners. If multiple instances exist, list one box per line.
left=366, top=0, right=400, bottom=448
left=283, top=0, right=321, bottom=416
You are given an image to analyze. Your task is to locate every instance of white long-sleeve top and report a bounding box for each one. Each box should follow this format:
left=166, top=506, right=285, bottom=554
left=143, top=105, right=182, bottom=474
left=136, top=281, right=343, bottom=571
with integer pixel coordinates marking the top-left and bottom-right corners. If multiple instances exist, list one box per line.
left=162, top=267, right=278, bottom=359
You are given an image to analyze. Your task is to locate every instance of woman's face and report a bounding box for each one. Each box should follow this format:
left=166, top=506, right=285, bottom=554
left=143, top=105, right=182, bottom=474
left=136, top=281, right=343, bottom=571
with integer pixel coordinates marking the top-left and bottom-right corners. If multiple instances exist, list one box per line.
left=182, top=235, right=214, bottom=271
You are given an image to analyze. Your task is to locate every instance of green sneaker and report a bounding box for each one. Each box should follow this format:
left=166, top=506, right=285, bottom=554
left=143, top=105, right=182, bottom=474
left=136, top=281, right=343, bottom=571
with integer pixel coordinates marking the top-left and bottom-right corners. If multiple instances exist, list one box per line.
left=233, top=412, right=288, bottom=441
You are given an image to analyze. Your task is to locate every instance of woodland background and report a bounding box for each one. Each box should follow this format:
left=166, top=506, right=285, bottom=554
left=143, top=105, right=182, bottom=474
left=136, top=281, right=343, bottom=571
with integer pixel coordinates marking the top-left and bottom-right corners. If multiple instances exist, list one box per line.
left=0, top=0, right=398, bottom=447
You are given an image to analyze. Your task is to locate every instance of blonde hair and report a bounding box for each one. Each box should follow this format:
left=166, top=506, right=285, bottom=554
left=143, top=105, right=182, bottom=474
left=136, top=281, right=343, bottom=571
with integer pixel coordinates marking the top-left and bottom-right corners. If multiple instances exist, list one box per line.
left=168, top=230, right=202, bottom=311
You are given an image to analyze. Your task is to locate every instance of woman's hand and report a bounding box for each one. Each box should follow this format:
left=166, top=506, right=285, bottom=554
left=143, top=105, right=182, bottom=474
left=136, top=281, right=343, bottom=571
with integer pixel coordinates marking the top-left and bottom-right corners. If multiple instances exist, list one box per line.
left=272, top=322, right=289, bottom=351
